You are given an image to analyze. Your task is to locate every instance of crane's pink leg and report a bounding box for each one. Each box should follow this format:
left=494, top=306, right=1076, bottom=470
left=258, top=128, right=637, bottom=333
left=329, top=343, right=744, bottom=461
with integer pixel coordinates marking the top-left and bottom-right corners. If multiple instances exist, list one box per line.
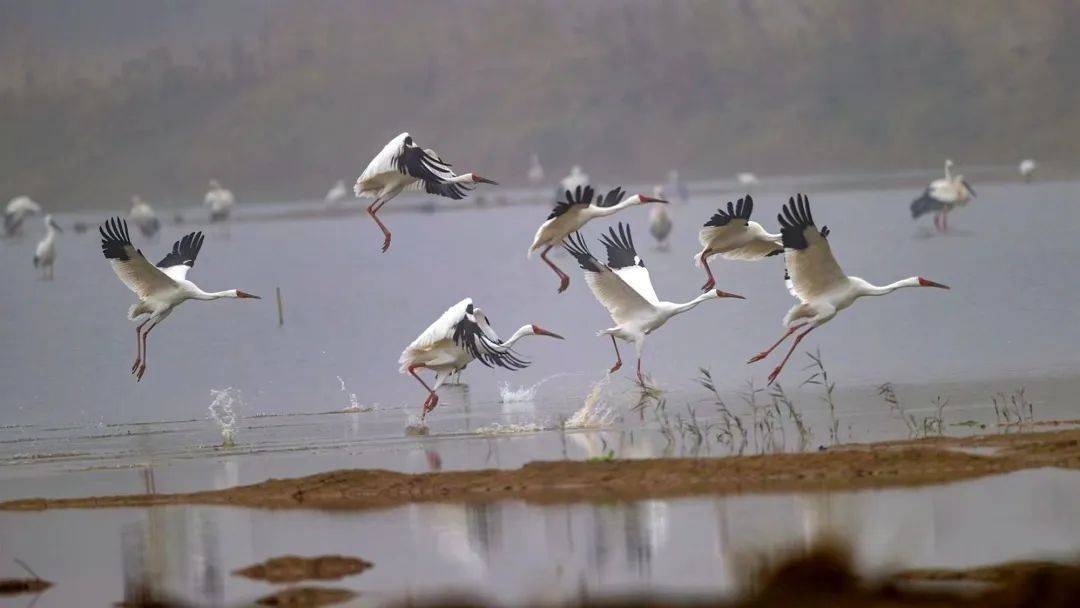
left=636, top=357, right=646, bottom=385
left=134, top=319, right=160, bottom=382
left=132, top=319, right=150, bottom=373
left=767, top=326, right=817, bottom=385
left=700, top=251, right=718, bottom=292
left=941, top=208, right=949, bottom=233
left=608, top=336, right=622, bottom=374
left=747, top=323, right=806, bottom=364
left=407, top=365, right=440, bottom=420
left=366, top=196, right=392, bottom=253
left=540, top=245, right=570, bottom=293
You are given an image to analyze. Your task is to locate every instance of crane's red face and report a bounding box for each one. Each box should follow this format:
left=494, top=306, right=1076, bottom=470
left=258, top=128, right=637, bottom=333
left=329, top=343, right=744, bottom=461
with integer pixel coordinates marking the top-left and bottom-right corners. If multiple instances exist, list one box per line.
left=531, top=325, right=565, bottom=339
left=714, top=290, right=745, bottom=299
left=917, top=277, right=950, bottom=289
left=471, top=173, right=499, bottom=185
left=639, top=195, right=668, bottom=204
left=236, top=290, right=261, bottom=299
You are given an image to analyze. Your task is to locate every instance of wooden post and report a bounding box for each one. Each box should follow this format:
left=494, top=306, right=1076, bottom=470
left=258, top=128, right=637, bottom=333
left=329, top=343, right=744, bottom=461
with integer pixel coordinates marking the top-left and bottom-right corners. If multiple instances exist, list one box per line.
left=276, top=286, right=284, bottom=326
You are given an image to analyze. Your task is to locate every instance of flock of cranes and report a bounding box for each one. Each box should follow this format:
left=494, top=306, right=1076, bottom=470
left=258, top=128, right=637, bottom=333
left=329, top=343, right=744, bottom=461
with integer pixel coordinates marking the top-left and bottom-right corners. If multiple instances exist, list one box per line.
left=3, top=131, right=1041, bottom=420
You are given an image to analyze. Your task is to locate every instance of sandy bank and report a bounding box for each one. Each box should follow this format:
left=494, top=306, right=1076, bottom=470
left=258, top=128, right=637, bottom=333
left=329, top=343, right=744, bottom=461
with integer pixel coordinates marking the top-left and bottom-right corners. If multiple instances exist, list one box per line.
left=2, top=428, right=1077, bottom=512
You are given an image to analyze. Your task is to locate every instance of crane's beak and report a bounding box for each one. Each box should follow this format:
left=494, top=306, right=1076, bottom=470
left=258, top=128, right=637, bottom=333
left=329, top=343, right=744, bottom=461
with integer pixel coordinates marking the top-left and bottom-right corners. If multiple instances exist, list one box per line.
left=473, top=174, right=499, bottom=185
left=918, top=278, right=950, bottom=289
left=715, top=290, right=745, bottom=299
left=962, top=180, right=976, bottom=197
left=236, top=290, right=261, bottom=299
left=51, top=221, right=63, bottom=233
left=640, top=195, right=669, bottom=204
left=531, top=325, right=565, bottom=339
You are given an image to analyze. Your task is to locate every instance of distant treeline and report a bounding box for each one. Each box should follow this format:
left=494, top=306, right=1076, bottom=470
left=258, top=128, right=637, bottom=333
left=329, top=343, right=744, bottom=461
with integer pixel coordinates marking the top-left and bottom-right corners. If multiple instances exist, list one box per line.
left=1, top=0, right=1078, bottom=209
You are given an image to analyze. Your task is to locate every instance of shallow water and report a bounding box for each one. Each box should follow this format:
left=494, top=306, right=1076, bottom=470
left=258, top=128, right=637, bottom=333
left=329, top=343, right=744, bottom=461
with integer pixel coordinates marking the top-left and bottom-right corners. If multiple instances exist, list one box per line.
left=1, top=468, right=1077, bottom=606
left=2, top=173, right=1080, bottom=498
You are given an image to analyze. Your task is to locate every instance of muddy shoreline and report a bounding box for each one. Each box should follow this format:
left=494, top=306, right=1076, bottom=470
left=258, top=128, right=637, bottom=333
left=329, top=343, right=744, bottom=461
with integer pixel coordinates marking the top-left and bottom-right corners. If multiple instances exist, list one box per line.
left=2, top=428, right=1077, bottom=512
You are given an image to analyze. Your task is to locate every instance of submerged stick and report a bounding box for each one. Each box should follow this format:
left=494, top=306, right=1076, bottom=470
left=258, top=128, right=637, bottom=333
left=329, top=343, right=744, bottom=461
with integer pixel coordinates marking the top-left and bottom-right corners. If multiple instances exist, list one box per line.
left=276, top=286, right=284, bottom=326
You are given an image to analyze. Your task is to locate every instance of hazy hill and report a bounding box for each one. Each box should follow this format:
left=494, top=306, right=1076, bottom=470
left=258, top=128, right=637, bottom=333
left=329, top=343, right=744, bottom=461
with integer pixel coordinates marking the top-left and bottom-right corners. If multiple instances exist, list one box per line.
left=1, top=0, right=1078, bottom=209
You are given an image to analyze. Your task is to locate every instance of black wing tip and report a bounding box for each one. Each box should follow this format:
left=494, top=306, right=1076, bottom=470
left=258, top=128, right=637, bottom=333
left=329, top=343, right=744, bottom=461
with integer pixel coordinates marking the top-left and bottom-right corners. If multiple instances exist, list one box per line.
left=562, top=231, right=604, bottom=273
left=703, top=194, right=755, bottom=227
left=777, top=194, right=816, bottom=250
left=100, top=216, right=133, bottom=260
left=598, top=222, right=641, bottom=269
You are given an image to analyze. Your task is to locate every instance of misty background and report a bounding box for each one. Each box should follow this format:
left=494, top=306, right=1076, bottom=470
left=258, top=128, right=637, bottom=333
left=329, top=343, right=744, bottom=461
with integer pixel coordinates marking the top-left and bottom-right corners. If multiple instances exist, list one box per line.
left=1, top=0, right=1078, bottom=209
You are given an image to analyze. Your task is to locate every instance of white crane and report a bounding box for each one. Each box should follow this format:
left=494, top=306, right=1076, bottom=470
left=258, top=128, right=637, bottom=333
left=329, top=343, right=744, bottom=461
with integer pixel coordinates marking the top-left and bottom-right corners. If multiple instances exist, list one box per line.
left=527, top=153, right=545, bottom=185
left=736, top=172, right=759, bottom=187
left=694, top=195, right=782, bottom=291
left=353, top=132, right=497, bottom=252
left=129, top=195, right=160, bottom=237
left=563, top=223, right=744, bottom=384
left=399, top=298, right=563, bottom=419
left=98, top=218, right=260, bottom=381
left=33, top=214, right=62, bottom=280
left=204, top=180, right=235, bottom=222
left=1019, top=159, right=1037, bottom=183
left=648, top=185, right=673, bottom=250
left=4, top=196, right=42, bottom=236
left=528, top=185, right=667, bottom=293
left=748, top=195, right=949, bottom=384
left=324, top=179, right=348, bottom=204
left=560, top=165, right=590, bottom=193
left=910, top=159, right=976, bottom=233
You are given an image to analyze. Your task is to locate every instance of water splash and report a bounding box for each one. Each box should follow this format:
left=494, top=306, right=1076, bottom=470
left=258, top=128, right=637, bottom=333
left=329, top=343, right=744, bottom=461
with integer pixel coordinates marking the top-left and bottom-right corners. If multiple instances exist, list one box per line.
left=565, top=374, right=616, bottom=428
left=337, top=376, right=365, bottom=412
left=208, top=387, right=243, bottom=447
left=498, top=373, right=575, bottom=404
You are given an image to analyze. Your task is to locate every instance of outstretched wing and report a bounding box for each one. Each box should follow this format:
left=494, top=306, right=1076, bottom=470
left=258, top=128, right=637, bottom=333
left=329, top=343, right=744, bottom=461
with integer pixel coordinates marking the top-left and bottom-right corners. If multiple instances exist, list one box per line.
left=777, top=194, right=845, bottom=302
left=593, top=186, right=626, bottom=209
left=563, top=231, right=655, bottom=325
left=453, top=306, right=529, bottom=370
left=99, top=217, right=176, bottom=299
left=698, top=195, right=783, bottom=258
left=598, top=223, right=659, bottom=304
left=156, top=231, right=205, bottom=282
left=546, top=185, right=595, bottom=220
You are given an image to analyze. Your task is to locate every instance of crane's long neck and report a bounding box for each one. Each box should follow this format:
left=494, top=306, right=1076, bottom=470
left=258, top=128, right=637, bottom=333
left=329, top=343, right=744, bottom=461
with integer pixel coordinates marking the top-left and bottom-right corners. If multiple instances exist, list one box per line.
left=590, top=195, right=643, bottom=218
left=860, top=277, right=920, bottom=297
left=665, top=292, right=717, bottom=317
left=192, top=288, right=238, bottom=300
left=944, top=161, right=953, bottom=181
left=500, top=325, right=535, bottom=349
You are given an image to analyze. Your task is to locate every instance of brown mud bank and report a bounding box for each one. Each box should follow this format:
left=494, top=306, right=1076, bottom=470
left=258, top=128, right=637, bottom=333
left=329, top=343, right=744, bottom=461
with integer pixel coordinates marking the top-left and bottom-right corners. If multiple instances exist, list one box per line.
left=2, top=428, right=1078, bottom=512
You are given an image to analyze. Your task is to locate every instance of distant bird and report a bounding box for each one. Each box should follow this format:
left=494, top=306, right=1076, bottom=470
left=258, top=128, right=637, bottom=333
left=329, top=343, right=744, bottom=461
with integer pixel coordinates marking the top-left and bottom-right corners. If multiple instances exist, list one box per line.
left=4, top=196, right=42, bottom=236
left=129, top=195, right=160, bottom=237
left=694, top=195, right=782, bottom=292
left=748, top=195, right=949, bottom=384
left=667, top=170, right=690, bottom=203
left=204, top=180, right=235, bottom=222
left=1019, top=159, right=1037, bottom=183
left=560, top=165, right=590, bottom=193
left=529, top=185, right=667, bottom=293
left=324, top=179, right=348, bottom=204
left=910, top=159, right=975, bottom=232
left=353, top=132, right=497, bottom=252
left=33, top=214, right=62, bottom=280
left=736, top=172, right=759, bottom=187
left=527, top=153, right=545, bottom=185
left=648, top=185, right=673, bottom=250
left=98, top=218, right=260, bottom=381
left=399, top=298, right=563, bottom=419
left=563, top=223, right=744, bottom=384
